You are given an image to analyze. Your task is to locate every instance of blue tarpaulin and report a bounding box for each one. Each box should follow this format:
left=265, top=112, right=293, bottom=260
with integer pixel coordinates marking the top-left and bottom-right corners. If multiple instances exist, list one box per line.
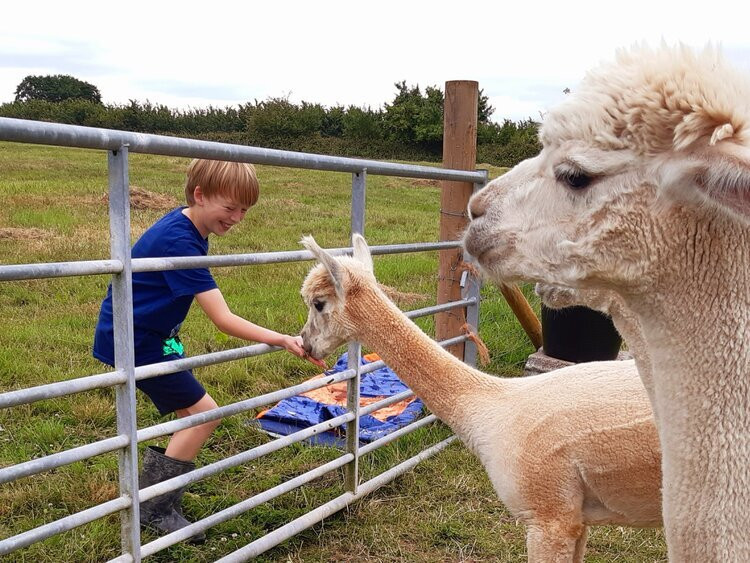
left=255, top=352, right=424, bottom=447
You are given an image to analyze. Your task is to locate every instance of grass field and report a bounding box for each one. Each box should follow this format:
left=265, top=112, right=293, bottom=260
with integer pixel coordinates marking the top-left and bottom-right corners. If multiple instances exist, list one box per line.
left=0, top=140, right=666, bottom=561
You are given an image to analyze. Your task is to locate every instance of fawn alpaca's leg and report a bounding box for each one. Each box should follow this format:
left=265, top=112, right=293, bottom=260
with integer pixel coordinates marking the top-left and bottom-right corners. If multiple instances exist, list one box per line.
left=572, top=526, right=589, bottom=563
left=526, top=519, right=586, bottom=563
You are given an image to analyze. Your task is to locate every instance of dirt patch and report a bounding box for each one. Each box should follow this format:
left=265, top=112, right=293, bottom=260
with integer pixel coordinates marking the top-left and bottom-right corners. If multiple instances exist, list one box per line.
left=101, top=186, right=178, bottom=210
left=0, top=227, right=50, bottom=240
left=412, top=179, right=439, bottom=188
left=271, top=198, right=303, bottom=209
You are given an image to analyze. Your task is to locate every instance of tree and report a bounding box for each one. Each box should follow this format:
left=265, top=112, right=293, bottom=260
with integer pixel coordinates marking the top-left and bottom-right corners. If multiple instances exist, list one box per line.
left=384, top=81, right=495, bottom=146
left=14, top=74, right=102, bottom=104
left=478, top=89, right=494, bottom=124
left=383, top=81, right=441, bottom=145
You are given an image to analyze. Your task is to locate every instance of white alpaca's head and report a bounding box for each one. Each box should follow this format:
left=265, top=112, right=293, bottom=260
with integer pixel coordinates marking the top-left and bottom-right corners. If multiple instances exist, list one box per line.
left=299, top=234, right=375, bottom=360
left=464, top=44, right=750, bottom=292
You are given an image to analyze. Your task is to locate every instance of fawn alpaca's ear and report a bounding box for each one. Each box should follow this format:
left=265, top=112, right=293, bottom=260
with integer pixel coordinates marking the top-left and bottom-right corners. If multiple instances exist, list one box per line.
left=301, top=235, right=345, bottom=301
left=351, top=233, right=373, bottom=273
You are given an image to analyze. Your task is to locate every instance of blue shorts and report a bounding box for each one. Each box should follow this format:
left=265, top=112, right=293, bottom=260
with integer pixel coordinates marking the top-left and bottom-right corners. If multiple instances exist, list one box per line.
left=136, top=369, right=206, bottom=416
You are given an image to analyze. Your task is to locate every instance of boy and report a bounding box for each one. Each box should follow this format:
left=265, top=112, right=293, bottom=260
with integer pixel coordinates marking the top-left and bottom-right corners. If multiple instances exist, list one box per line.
left=93, top=159, right=324, bottom=541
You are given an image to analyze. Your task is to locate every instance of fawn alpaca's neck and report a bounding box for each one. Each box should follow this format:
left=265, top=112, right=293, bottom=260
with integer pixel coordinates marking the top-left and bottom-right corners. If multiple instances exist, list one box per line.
left=347, top=284, right=501, bottom=432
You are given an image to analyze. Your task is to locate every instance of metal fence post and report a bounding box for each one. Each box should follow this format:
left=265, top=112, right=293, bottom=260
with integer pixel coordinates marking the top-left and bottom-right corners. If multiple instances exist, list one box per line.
left=461, top=176, right=487, bottom=367
left=351, top=169, right=366, bottom=237
left=345, top=169, right=366, bottom=493
left=108, top=145, right=141, bottom=560
left=344, top=342, right=361, bottom=493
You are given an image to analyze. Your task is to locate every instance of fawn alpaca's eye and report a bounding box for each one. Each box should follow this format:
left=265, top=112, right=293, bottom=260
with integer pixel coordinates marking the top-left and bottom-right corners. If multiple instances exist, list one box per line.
left=313, top=300, right=325, bottom=312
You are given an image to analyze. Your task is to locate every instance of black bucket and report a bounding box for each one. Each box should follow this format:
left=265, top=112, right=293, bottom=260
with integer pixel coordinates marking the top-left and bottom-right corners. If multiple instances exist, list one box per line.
left=541, top=304, right=622, bottom=363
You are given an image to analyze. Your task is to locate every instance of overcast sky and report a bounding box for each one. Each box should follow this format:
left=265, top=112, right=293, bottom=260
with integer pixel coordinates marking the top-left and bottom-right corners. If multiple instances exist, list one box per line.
left=2, top=0, right=750, bottom=123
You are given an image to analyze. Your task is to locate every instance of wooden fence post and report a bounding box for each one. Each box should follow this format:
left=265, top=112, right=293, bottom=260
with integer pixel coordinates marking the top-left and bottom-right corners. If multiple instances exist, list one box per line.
left=437, top=80, right=478, bottom=359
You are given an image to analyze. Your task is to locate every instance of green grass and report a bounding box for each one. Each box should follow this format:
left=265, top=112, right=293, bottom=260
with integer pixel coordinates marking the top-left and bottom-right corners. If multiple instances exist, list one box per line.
left=0, top=141, right=666, bottom=561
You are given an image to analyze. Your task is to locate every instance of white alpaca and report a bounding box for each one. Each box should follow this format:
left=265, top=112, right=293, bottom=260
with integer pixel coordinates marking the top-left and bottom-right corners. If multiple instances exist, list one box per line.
left=464, top=44, right=750, bottom=560
left=299, top=234, right=661, bottom=562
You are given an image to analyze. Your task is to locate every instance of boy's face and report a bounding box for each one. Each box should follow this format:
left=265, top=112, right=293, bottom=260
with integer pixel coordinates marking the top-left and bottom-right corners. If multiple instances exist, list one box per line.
left=193, top=190, right=249, bottom=237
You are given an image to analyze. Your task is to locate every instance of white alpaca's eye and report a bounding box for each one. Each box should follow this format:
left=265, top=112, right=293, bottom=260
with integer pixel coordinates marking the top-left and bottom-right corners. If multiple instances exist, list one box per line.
left=556, top=169, right=592, bottom=190
left=313, top=300, right=325, bottom=312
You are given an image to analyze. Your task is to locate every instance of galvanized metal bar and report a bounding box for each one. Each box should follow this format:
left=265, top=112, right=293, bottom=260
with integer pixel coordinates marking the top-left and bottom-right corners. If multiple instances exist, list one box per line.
left=108, top=146, right=141, bottom=560
left=141, top=336, right=465, bottom=556
left=0, top=367, right=351, bottom=485
left=461, top=179, right=488, bottom=367
left=359, top=415, right=439, bottom=456
left=0, top=118, right=485, bottom=183
left=134, top=342, right=278, bottom=381
left=132, top=309, right=469, bottom=384
left=0, top=311, right=470, bottom=484
left=215, top=435, right=459, bottom=562
left=0, top=298, right=473, bottom=412
left=360, top=389, right=415, bottom=417
left=138, top=453, right=354, bottom=557
left=0, top=260, right=122, bottom=281
left=0, top=434, right=130, bottom=484
left=0, top=242, right=461, bottom=282
left=0, top=302, right=472, bottom=554
left=0, top=369, right=125, bottom=410
left=137, top=369, right=355, bottom=442
left=1, top=344, right=286, bottom=410
left=357, top=332, right=471, bottom=420
left=405, top=298, right=475, bottom=320
left=435, top=334, right=469, bottom=349
left=0, top=496, right=131, bottom=556
left=130, top=241, right=460, bottom=272
left=138, top=412, right=355, bottom=503
left=353, top=329, right=472, bottom=378
left=342, top=303, right=475, bottom=394
left=344, top=342, right=361, bottom=494
left=347, top=166, right=366, bottom=497
left=358, top=359, right=386, bottom=374
left=351, top=169, right=366, bottom=237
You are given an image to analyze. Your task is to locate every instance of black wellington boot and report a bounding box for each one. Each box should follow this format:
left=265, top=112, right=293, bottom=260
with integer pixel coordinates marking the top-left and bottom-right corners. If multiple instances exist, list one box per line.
left=138, top=446, right=206, bottom=543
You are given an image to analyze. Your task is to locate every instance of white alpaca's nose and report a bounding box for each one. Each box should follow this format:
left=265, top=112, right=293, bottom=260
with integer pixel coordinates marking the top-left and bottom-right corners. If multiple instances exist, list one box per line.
left=468, top=189, right=489, bottom=220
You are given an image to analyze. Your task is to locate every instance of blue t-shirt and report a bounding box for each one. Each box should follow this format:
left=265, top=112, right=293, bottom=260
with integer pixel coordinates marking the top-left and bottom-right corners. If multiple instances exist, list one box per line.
left=93, top=207, right=218, bottom=366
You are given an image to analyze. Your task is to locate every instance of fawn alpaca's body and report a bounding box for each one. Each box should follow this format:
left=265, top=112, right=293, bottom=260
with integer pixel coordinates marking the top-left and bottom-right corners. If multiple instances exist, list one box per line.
left=300, top=235, right=661, bottom=562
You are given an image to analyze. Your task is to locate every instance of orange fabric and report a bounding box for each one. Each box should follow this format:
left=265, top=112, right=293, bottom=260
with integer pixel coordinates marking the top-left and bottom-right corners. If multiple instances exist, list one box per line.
left=256, top=352, right=416, bottom=422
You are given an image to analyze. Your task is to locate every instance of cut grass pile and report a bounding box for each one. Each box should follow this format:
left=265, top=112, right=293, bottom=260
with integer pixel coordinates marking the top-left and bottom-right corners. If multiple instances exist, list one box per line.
left=0, top=141, right=666, bottom=561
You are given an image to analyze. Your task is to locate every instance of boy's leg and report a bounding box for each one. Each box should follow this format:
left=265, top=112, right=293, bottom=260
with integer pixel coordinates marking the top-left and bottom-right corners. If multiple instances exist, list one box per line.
left=135, top=372, right=218, bottom=541
left=138, top=445, right=205, bottom=541
left=165, top=393, right=222, bottom=462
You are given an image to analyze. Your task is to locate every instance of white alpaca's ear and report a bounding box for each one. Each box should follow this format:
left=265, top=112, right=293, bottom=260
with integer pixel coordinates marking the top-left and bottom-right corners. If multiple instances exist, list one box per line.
left=659, top=142, right=750, bottom=223
left=300, top=235, right=345, bottom=300
left=351, top=233, right=373, bottom=273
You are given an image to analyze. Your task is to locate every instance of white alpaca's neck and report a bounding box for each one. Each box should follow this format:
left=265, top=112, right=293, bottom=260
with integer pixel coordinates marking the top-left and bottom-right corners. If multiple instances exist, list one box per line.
left=347, top=284, right=504, bottom=434
left=627, top=221, right=750, bottom=560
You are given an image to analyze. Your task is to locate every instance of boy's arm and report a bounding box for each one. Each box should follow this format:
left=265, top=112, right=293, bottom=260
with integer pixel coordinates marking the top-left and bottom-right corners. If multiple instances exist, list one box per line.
left=195, top=288, right=326, bottom=368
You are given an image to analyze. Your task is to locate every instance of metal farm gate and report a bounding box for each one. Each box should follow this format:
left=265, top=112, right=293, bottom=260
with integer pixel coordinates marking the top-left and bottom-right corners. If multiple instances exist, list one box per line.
left=0, top=115, right=488, bottom=561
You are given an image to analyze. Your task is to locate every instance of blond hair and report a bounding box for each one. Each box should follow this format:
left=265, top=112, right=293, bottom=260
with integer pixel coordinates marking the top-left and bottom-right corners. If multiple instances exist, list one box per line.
left=185, top=159, right=259, bottom=208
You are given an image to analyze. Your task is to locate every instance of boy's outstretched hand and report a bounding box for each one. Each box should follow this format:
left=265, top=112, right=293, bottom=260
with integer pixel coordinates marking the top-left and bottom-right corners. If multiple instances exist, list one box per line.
left=281, top=335, right=328, bottom=369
